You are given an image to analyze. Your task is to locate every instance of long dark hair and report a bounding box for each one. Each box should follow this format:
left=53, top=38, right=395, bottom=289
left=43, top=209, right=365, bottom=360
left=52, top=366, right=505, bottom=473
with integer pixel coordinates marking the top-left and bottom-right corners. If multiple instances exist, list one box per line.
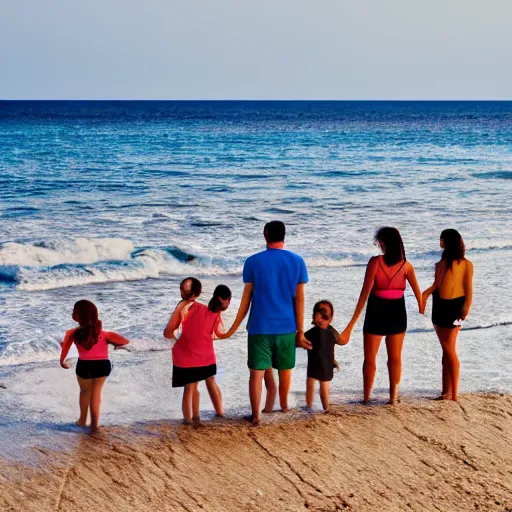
left=441, top=229, right=465, bottom=269
left=208, top=285, right=232, bottom=313
left=72, top=300, right=102, bottom=350
left=312, top=300, right=334, bottom=323
left=375, top=227, right=406, bottom=266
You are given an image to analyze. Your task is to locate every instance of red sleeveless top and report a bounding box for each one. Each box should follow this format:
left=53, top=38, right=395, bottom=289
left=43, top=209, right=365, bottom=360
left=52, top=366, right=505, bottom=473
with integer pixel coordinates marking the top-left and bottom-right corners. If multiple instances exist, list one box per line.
left=172, top=302, right=222, bottom=368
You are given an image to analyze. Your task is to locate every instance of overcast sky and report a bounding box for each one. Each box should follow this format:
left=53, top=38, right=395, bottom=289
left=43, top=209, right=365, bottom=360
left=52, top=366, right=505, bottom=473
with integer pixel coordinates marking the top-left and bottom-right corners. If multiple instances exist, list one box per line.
left=1, top=0, right=511, bottom=100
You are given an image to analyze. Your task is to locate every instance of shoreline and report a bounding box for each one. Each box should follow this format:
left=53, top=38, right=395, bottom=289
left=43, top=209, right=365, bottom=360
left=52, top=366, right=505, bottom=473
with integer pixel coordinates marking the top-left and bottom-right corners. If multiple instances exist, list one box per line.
left=2, top=393, right=511, bottom=511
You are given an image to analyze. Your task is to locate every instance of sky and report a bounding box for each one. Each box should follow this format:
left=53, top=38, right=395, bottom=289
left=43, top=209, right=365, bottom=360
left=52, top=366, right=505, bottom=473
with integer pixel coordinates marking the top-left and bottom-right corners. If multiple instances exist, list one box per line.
left=1, top=0, right=511, bottom=100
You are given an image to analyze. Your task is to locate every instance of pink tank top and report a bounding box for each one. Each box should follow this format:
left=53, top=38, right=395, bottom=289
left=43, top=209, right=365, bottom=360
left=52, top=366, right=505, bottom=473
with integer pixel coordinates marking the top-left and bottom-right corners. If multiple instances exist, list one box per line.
left=172, top=302, right=221, bottom=368
left=76, top=330, right=109, bottom=360
left=373, top=256, right=407, bottom=299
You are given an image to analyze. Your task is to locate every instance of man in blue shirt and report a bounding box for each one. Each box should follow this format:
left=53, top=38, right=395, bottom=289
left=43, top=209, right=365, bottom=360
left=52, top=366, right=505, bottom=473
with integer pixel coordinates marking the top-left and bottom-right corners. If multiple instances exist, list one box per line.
left=221, top=221, right=311, bottom=425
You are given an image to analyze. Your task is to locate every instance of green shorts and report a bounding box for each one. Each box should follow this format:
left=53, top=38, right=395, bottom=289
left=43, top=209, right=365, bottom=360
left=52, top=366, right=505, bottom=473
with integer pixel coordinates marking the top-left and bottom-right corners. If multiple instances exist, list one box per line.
left=247, top=332, right=296, bottom=371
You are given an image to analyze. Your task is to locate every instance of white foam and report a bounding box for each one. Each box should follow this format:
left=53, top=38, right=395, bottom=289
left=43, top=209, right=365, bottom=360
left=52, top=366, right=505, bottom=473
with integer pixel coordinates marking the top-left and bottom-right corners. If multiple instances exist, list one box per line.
left=0, top=238, right=134, bottom=267
left=304, top=256, right=357, bottom=268
left=16, top=249, right=242, bottom=292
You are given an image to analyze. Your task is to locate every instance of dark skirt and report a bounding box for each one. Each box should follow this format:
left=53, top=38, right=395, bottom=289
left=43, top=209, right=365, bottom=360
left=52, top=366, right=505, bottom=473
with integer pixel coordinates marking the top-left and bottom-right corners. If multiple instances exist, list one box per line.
left=172, top=363, right=217, bottom=388
left=432, top=291, right=466, bottom=329
left=76, top=359, right=112, bottom=380
left=363, top=294, right=407, bottom=336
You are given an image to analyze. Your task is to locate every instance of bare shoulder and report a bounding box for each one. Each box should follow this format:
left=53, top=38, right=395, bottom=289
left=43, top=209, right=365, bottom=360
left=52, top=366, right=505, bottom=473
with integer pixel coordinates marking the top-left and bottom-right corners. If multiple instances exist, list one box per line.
left=404, top=260, right=414, bottom=271
left=367, top=256, right=379, bottom=268
left=365, top=256, right=379, bottom=277
left=463, top=258, right=474, bottom=272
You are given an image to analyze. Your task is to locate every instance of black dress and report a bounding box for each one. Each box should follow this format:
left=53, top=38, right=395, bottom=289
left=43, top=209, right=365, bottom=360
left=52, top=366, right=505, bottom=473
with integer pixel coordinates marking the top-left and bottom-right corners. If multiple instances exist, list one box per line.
left=305, top=325, right=338, bottom=382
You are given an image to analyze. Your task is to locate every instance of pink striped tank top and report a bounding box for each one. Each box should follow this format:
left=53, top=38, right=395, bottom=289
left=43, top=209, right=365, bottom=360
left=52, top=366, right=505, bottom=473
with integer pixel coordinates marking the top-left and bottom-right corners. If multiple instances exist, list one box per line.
left=373, top=256, right=407, bottom=300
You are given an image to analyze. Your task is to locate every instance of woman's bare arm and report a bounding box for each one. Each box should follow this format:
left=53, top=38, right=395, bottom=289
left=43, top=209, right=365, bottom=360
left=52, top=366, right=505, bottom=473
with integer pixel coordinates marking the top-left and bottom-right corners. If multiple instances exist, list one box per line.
left=217, top=283, right=253, bottom=339
left=340, top=257, right=378, bottom=342
left=461, top=260, right=473, bottom=319
left=405, top=262, right=424, bottom=313
left=330, top=325, right=348, bottom=346
left=422, top=262, right=441, bottom=305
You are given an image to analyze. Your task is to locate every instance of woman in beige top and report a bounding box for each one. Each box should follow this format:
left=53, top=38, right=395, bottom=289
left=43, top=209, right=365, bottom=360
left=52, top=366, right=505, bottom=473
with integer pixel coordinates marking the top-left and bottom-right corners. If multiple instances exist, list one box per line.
left=422, top=229, right=473, bottom=402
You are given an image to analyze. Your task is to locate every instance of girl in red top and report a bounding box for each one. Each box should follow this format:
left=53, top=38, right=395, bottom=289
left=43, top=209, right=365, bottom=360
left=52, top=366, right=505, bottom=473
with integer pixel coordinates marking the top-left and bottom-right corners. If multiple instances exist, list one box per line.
left=164, top=284, right=231, bottom=424
left=60, top=300, right=130, bottom=432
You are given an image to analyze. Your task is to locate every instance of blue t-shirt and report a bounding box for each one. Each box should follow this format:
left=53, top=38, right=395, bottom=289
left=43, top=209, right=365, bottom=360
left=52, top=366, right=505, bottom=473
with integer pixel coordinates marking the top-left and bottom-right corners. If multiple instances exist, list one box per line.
left=243, top=248, right=309, bottom=335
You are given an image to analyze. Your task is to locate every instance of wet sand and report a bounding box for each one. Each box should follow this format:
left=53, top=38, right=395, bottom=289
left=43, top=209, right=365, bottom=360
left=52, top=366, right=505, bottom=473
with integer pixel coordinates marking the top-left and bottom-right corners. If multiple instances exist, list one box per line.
left=1, top=394, right=511, bottom=512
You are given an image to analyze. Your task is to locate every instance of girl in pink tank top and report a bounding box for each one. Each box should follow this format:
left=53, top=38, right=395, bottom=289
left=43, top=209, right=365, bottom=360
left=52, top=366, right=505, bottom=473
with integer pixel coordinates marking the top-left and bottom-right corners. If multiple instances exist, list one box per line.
left=60, top=300, right=130, bottom=432
left=164, top=284, right=232, bottom=424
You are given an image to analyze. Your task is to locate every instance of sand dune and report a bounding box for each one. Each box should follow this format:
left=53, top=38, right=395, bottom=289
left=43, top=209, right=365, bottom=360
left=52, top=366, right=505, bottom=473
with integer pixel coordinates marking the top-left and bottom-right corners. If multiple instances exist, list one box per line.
left=1, top=394, right=511, bottom=512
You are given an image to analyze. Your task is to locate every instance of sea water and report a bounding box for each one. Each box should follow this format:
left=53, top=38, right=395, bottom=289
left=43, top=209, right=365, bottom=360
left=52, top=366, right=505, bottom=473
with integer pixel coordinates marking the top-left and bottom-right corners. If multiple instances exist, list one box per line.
left=1, top=101, right=511, bottom=430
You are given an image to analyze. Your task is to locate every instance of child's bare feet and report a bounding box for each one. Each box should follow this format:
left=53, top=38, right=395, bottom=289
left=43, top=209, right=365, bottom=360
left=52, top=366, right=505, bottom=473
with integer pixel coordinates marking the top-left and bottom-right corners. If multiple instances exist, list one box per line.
left=76, top=418, right=87, bottom=427
left=261, top=407, right=273, bottom=414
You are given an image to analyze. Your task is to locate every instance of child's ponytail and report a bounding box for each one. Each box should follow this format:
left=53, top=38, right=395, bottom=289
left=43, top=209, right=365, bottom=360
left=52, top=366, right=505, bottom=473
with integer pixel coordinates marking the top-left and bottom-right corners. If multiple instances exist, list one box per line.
left=208, top=285, right=232, bottom=313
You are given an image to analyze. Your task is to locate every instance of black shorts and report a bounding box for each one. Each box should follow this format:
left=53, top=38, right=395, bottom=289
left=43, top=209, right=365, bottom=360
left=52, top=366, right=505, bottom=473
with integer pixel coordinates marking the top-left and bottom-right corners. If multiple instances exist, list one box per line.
left=363, top=294, right=407, bottom=336
left=432, top=292, right=466, bottom=329
left=76, top=359, right=112, bottom=380
left=172, top=363, right=217, bottom=388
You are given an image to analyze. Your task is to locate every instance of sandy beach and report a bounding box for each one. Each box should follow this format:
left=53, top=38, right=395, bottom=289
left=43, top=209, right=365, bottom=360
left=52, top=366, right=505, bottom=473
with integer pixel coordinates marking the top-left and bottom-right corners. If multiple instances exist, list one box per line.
left=1, top=393, right=511, bottom=512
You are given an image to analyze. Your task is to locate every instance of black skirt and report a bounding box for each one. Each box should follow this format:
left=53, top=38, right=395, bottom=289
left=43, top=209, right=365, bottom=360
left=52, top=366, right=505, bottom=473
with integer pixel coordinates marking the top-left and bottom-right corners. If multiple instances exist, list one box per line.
left=363, top=294, right=407, bottom=336
left=432, top=291, right=466, bottom=329
left=172, top=363, right=217, bottom=388
left=76, top=359, right=112, bottom=380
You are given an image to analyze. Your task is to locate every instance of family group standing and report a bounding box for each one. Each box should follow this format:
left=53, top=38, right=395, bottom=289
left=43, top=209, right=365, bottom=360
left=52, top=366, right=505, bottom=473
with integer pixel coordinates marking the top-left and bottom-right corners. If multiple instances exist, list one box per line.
left=60, top=221, right=473, bottom=430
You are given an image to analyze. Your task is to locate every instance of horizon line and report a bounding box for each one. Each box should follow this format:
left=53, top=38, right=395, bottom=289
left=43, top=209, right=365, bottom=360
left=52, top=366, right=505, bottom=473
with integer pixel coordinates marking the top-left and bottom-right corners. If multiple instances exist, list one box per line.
left=1, top=98, right=512, bottom=102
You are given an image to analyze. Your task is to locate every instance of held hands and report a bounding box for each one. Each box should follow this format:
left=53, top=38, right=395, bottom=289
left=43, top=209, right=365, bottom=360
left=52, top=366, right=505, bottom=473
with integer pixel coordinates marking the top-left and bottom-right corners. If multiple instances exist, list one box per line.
left=296, top=331, right=312, bottom=350
left=339, top=328, right=352, bottom=345
left=216, top=328, right=235, bottom=340
left=60, top=359, right=72, bottom=369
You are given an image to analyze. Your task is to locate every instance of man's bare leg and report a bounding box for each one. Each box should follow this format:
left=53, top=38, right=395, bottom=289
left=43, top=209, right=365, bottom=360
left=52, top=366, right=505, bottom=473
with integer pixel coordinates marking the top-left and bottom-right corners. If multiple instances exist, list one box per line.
left=249, top=369, right=265, bottom=424
left=263, top=368, right=277, bottom=413
left=278, top=369, right=292, bottom=412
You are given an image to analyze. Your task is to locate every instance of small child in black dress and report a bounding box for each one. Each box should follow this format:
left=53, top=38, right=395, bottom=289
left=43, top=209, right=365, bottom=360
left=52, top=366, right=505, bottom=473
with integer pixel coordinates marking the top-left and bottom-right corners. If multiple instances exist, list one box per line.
left=305, top=301, right=348, bottom=411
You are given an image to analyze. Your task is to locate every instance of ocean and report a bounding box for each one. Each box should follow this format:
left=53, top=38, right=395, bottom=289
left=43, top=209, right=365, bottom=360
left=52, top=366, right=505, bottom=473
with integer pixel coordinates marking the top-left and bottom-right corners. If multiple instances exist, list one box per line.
left=1, top=101, right=511, bottom=431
